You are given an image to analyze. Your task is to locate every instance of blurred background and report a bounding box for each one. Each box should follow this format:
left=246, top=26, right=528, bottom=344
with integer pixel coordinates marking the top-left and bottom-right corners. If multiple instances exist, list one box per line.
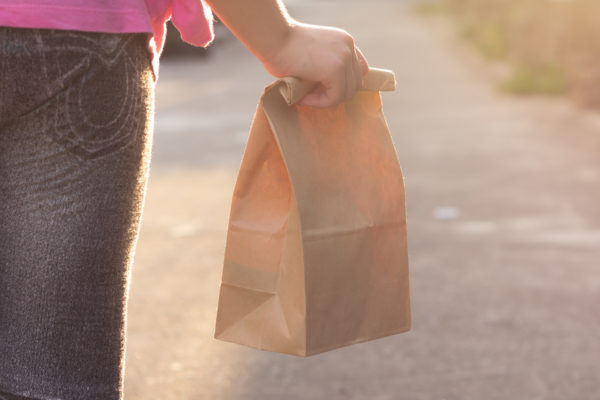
left=417, top=0, right=600, bottom=106
left=124, top=0, right=600, bottom=399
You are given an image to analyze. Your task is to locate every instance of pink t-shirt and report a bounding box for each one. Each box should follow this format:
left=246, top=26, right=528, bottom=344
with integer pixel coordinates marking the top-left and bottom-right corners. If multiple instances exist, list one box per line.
left=0, top=0, right=215, bottom=81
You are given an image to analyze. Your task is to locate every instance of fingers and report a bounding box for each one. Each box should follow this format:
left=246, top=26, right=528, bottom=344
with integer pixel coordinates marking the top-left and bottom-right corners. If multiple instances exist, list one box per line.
left=345, top=60, right=356, bottom=101
left=299, top=40, right=370, bottom=108
left=298, top=64, right=360, bottom=108
left=352, top=48, right=363, bottom=91
left=299, top=73, right=346, bottom=108
left=343, top=41, right=368, bottom=100
left=355, top=46, right=369, bottom=76
left=298, top=87, right=325, bottom=108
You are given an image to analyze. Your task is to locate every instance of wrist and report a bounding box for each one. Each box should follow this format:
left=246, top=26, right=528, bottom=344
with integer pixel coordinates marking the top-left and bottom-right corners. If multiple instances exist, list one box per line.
left=257, top=18, right=297, bottom=67
left=261, top=21, right=318, bottom=79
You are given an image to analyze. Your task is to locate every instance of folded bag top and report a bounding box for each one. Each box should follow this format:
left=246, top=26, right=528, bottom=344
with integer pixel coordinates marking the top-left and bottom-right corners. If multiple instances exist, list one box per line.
left=278, top=67, right=397, bottom=105
left=214, top=67, right=410, bottom=357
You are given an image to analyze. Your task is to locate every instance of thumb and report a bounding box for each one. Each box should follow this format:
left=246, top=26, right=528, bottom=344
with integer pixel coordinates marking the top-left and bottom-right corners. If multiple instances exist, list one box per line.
left=297, top=85, right=330, bottom=108
left=298, top=79, right=345, bottom=108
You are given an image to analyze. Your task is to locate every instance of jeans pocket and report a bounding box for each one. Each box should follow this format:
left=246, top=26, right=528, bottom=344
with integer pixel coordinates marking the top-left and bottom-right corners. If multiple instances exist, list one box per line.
left=35, top=31, right=153, bottom=161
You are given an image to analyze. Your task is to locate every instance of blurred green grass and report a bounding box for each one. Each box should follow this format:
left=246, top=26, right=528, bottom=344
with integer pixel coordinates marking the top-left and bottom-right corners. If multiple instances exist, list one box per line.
left=417, top=0, right=600, bottom=106
left=414, top=0, right=448, bottom=15
left=500, top=65, right=566, bottom=96
left=459, top=21, right=508, bottom=61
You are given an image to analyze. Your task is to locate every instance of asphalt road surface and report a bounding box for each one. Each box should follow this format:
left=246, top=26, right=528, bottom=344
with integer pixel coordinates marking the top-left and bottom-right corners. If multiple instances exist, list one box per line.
left=124, top=1, right=600, bottom=399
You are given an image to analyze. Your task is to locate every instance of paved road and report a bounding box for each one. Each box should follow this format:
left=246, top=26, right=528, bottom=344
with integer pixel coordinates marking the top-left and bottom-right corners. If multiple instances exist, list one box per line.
left=124, top=1, right=600, bottom=399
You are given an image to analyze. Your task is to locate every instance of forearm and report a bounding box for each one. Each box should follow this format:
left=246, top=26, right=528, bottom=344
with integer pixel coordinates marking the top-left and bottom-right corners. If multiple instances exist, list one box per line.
left=203, top=0, right=369, bottom=108
left=204, top=0, right=296, bottom=64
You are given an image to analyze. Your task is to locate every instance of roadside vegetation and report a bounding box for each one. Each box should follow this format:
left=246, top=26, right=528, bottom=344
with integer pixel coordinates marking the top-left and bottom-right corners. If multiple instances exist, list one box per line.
left=416, top=0, right=600, bottom=108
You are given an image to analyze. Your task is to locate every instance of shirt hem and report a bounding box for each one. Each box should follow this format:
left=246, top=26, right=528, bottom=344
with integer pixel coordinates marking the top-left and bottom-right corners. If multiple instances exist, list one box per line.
left=0, top=5, right=153, bottom=34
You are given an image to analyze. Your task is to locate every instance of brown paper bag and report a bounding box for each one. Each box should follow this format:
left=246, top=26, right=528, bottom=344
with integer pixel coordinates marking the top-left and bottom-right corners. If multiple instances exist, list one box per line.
left=214, top=68, right=410, bottom=356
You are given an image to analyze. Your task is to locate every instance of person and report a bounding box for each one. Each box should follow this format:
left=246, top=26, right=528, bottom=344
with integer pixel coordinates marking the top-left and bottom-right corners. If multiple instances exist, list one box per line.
left=0, top=0, right=369, bottom=399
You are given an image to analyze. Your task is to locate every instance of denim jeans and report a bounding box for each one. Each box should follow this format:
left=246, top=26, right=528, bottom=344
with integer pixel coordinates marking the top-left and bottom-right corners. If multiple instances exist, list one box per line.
left=0, top=27, right=154, bottom=400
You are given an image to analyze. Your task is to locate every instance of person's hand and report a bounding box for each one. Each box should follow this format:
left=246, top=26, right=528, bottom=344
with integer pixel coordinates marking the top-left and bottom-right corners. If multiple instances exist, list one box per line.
left=204, top=0, right=367, bottom=108
left=262, top=22, right=369, bottom=108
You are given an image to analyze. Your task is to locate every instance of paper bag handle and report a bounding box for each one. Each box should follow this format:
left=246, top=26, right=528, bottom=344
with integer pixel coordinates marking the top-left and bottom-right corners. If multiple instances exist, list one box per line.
left=278, top=67, right=396, bottom=106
